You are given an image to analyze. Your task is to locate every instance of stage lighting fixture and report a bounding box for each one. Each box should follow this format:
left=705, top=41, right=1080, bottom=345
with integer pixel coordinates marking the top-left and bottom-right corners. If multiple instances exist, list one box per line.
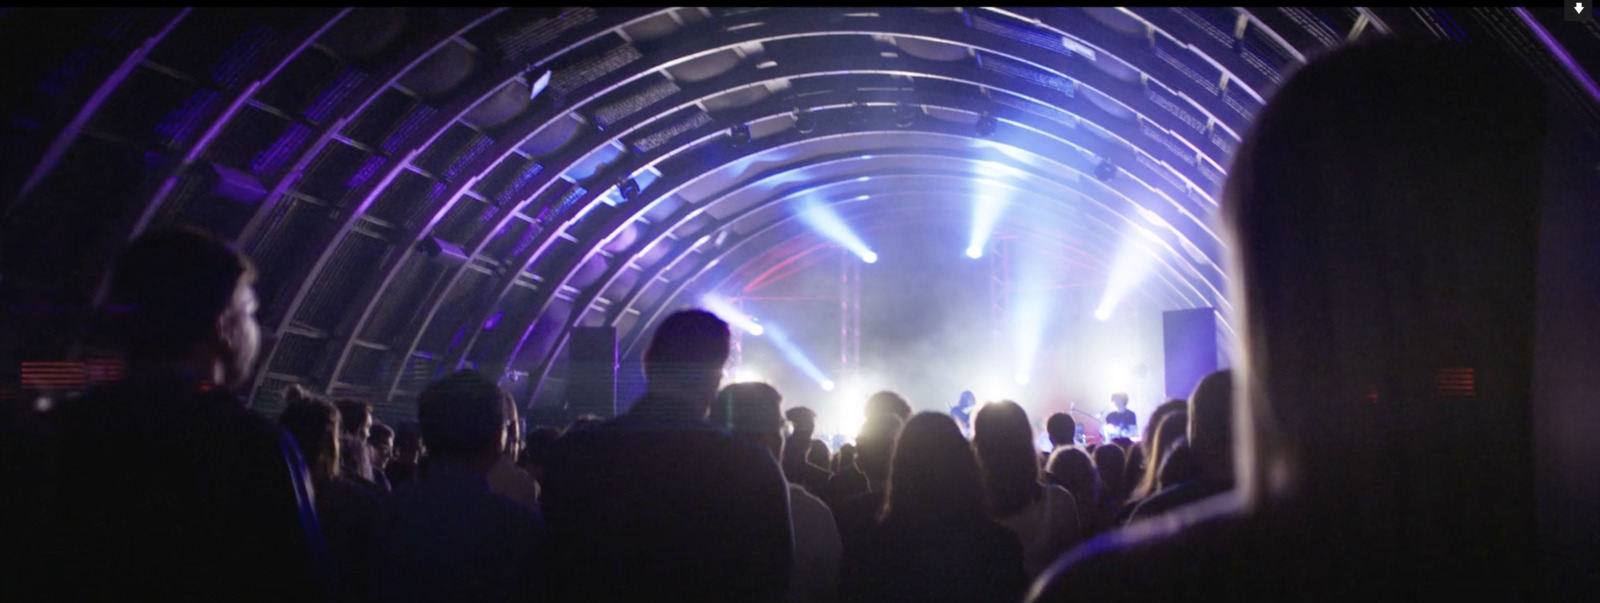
left=617, top=177, right=640, bottom=201
left=728, top=123, right=752, bottom=147
left=793, top=107, right=816, bottom=134
left=861, top=251, right=878, bottom=264
left=1094, top=158, right=1117, bottom=182
left=822, top=380, right=836, bottom=392
left=966, top=246, right=983, bottom=259
left=1094, top=307, right=1112, bottom=321
left=893, top=103, right=918, bottom=128
left=975, top=112, right=999, bottom=137
left=528, top=69, right=552, bottom=100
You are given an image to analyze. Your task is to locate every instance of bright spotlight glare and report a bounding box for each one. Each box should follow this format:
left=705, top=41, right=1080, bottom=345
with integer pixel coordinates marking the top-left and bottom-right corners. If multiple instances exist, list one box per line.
left=967, top=185, right=1011, bottom=265
left=795, top=198, right=876, bottom=263
left=821, top=380, right=836, bottom=391
left=701, top=295, right=765, bottom=336
left=1014, top=373, right=1030, bottom=386
left=1093, top=233, right=1158, bottom=325
left=758, top=323, right=833, bottom=391
left=966, top=246, right=983, bottom=259
left=734, top=368, right=765, bottom=383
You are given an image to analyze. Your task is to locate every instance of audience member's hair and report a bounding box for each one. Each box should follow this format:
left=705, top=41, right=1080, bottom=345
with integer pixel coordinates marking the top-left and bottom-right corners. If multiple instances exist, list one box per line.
left=417, top=370, right=508, bottom=461
left=518, top=426, right=562, bottom=474
left=882, top=412, right=987, bottom=523
left=710, top=382, right=785, bottom=435
left=785, top=406, right=818, bottom=433
left=369, top=423, right=394, bottom=446
left=1132, top=410, right=1189, bottom=500
left=1187, top=370, right=1234, bottom=475
left=334, top=399, right=372, bottom=437
left=1129, top=399, right=1187, bottom=499
left=856, top=413, right=905, bottom=484
left=278, top=399, right=342, bottom=483
left=563, top=413, right=606, bottom=436
left=1222, top=41, right=1546, bottom=575
left=865, top=391, right=912, bottom=421
left=837, top=444, right=858, bottom=472
left=284, top=384, right=312, bottom=406
left=807, top=439, right=831, bottom=468
left=101, top=226, right=257, bottom=361
left=973, top=401, right=1044, bottom=517
left=1045, top=413, right=1076, bottom=448
left=1110, top=392, right=1129, bottom=406
left=1156, top=437, right=1198, bottom=490
left=1092, top=444, right=1127, bottom=502
left=394, top=421, right=423, bottom=455
left=1045, top=447, right=1098, bottom=504
left=644, top=310, right=731, bottom=380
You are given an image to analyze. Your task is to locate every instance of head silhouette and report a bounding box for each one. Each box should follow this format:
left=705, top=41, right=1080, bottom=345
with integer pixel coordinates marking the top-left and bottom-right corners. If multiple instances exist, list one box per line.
left=855, top=413, right=904, bottom=485
left=642, top=309, right=731, bottom=415
left=785, top=406, right=818, bottom=438
left=866, top=390, right=912, bottom=421
left=883, top=412, right=987, bottom=524
left=973, top=400, right=1043, bottom=517
left=1045, top=447, right=1098, bottom=504
left=278, top=398, right=342, bottom=483
left=1221, top=40, right=1545, bottom=585
left=710, top=381, right=786, bottom=460
left=1045, top=412, right=1076, bottom=448
left=1187, top=370, right=1234, bottom=480
left=102, top=227, right=260, bottom=389
left=418, top=370, right=509, bottom=465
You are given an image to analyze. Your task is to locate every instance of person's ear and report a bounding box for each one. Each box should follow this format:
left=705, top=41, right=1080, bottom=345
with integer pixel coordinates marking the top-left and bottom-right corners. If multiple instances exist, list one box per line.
left=211, top=310, right=239, bottom=355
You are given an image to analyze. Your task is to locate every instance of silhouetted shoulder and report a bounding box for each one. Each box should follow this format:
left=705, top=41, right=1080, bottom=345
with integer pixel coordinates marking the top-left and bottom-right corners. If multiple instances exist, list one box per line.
left=1028, top=494, right=1249, bottom=602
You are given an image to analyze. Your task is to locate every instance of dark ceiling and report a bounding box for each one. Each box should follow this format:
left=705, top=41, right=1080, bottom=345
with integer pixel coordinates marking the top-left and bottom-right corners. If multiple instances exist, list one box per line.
left=2, top=7, right=1596, bottom=418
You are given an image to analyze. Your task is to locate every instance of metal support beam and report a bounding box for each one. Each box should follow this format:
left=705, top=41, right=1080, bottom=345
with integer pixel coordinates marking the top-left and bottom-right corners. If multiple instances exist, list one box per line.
left=840, top=246, right=862, bottom=389
left=989, top=234, right=1014, bottom=347
left=727, top=296, right=745, bottom=381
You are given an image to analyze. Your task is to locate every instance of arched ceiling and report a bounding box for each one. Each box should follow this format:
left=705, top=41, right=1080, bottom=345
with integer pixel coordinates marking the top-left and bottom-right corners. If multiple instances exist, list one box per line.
left=2, top=7, right=1595, bottom=416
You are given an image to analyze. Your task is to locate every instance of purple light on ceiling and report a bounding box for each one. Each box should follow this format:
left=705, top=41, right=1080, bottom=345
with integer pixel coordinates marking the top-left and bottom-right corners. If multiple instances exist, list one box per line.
left=446, top=136, right=496, bottom=181
left=484, top=311, right=504, bottom=330
left=210, top=25, right=276, bottom=89
left=497, top=163, right=544, bottom=205
left=1513, top=7, right=1600, bottom=107
left=40, top=47, right=105, bottom=97
left=250, top=122, right=312, bottom=178
left=305, top=68, right=366, bottom=124
left=346, top=155, right=387, bottom=189
left=154, top=89, right=222, bottom=147
left=381, top=105, right=438, bottom=155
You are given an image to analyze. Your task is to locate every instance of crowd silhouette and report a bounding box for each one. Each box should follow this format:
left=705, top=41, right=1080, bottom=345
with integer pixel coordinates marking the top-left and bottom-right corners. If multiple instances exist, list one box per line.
left=1, top=39, right=1558, bottom=602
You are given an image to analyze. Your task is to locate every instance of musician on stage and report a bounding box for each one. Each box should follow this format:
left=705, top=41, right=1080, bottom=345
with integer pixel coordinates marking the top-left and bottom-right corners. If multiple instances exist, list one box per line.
left=1103, top=392, right=1137, bottom=440
left=951, top=391, right=977, bottom=438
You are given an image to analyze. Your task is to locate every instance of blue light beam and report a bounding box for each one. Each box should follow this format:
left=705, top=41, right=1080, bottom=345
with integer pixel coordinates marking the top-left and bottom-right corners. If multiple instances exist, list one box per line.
left=795, top=197, right=876, bottom=263
left=760, top=323, right=833, bottom=390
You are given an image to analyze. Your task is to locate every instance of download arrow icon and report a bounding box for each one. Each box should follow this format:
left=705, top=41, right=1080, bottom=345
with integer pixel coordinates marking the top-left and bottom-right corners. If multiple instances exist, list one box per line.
left=1579, top=2, right=1587, bottom=13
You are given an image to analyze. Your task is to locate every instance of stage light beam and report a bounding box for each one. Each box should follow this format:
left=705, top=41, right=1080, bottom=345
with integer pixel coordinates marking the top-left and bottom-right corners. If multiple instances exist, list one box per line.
left=700, top=295, right=765, bottom=336
left=967, top=172, right=1015, bottom=260
left=795, top=197, right=877, bottom=263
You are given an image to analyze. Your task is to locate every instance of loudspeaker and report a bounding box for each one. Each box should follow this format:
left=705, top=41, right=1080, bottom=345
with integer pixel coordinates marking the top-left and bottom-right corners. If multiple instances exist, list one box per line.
left=566, top=327, right=618, bottom=418
left=1164, top=308, right=1218, bottom=400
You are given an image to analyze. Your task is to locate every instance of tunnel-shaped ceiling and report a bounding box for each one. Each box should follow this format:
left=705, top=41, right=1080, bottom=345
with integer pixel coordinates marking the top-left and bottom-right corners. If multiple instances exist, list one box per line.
left=2, top=7, right=1595, bottom=415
